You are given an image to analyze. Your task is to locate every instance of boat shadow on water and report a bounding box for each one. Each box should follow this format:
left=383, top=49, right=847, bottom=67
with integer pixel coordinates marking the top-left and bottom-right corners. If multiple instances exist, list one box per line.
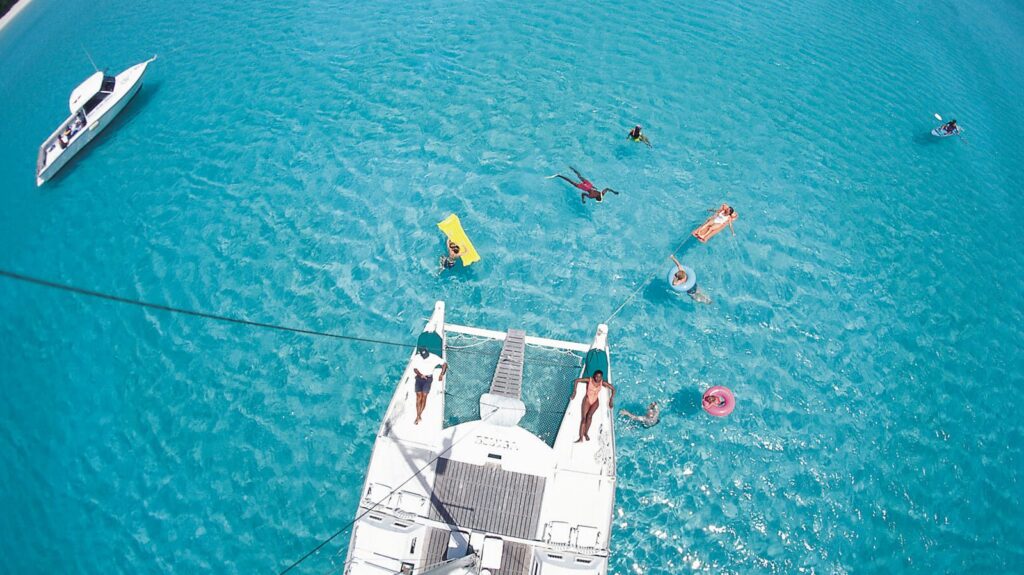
left=670, top=387, right=705, bottom=417
left=913, top=131, right=944, bottom=146
left=44, top=81, right=162, bottom=188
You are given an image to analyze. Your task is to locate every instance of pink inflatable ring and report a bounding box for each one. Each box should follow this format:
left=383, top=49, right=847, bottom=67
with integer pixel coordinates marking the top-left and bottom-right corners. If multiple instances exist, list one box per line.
left=702, top=386, right=735, bottom=417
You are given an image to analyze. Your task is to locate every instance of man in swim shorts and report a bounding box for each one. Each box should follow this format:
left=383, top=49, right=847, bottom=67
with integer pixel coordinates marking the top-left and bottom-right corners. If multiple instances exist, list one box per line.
left=412, top=347, right=448, bottom=424
left=620, top=401, right=660, bottom=427
left=570, top=370, right=615, bottom=442
left=549, top=167, right=620, bottom=204
left=628, top=125, right=652, bottom=148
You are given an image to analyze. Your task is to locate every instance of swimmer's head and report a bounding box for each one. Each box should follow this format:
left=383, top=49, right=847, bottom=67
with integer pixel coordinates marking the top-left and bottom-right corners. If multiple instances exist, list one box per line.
left=452, top=245, right=460, bottom=254
left=417, top=347, right=430, bottom=358
left=726, top=206, right=735, bottom=215
left=592, top=370, right=604, bottom=381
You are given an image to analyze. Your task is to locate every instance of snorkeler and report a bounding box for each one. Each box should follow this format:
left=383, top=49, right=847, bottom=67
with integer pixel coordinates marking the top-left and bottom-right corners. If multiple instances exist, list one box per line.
left=628, top=125, right=652, bottom=148
left=941, top=119, right=959, bottom=135
left=439, top=240, right=462, bottom=271
left=620, top=401, right=660, bottom=427
left=692, top=203, right=737, bottom=243
left=548, top=167, right=620, bottom=204
left=570, top=370, right=615, bottom=442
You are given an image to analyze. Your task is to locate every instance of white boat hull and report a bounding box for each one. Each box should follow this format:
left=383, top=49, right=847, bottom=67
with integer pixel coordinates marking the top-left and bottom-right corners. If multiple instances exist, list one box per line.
left=343, top=303, right=616, bottom=575
left=36, top=57, right=155, bottom=186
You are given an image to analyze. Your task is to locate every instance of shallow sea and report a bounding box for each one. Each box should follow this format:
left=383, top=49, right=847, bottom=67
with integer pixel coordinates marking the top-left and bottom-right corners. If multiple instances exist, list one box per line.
left=1, top=0, right=1022, bottom=573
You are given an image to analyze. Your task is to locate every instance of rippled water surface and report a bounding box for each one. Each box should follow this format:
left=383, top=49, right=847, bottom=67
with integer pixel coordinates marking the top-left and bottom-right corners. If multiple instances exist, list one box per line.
left=2, top=0, right=1023, bottom=573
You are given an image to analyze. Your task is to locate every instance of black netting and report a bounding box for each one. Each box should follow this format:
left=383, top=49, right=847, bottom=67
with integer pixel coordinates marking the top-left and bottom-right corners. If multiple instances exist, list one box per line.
left=443, top=334, right=583, bottom=446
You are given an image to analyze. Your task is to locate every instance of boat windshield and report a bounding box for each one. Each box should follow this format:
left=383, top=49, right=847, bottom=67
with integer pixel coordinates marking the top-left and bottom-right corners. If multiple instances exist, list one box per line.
left=81, top=75, right=116, bottom=115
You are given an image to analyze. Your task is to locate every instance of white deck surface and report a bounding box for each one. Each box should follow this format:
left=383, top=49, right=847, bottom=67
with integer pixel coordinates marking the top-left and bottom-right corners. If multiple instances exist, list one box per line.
left=345, top=305, right=614, bottom=575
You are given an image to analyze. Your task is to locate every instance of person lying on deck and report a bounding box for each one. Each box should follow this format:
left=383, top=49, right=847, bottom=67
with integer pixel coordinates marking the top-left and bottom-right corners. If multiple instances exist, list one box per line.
left=570, top=370, right=615, bottom=442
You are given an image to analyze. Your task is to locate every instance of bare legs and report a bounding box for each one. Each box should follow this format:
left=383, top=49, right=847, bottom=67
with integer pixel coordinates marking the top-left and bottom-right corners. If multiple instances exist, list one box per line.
left=576, top=397, right=599, bottom=442
left=415, top=391, right=428, bottom=424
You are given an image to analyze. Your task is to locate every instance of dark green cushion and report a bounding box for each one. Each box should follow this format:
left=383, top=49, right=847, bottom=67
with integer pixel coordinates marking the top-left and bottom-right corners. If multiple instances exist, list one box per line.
left=582, top=348, right=609, bottom=378
left=416, top=331, right=444, bottom=357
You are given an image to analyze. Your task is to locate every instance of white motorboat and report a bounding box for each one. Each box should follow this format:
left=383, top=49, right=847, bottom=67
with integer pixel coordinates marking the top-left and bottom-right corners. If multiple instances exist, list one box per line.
left=345, top=301, right=617, bottom=575
left=35, top=56, right=156, bottom=186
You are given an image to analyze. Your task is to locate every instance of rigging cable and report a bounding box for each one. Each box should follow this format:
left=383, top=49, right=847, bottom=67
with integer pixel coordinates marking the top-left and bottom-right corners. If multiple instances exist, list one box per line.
left=603, top=234, right=695, bottom=324
left=276, top=410, right=497, bottom=575
left=0, top=269, right=416, bottom=350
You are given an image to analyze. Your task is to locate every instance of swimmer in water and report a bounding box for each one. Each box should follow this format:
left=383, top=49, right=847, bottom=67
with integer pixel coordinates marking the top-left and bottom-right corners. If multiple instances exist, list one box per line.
left=669, top=255, right=712, bottom=304
left=628, top=125, right=652, bottom=148
left=669, top=255, right=691, bottom=288
left=439, top=240, right=461, bottom=271
left=692, top=203, right=737, bottom=243
left=548, top=167, right=620, bottom=204
left=620, top=401, right=660, bottom=427
left=570, top=370, right=615, bottom=442
left=703, top=393, right=725, bottom=410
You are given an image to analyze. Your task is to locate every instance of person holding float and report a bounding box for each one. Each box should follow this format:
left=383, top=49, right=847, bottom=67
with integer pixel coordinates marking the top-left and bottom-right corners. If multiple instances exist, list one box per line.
left=702, top=386, right=735, bottom=417
left=692, top=203, right=738, bottom=243
left=437, top=214, right=480, bottom=272
left=667, top=255, right=711, bottom=304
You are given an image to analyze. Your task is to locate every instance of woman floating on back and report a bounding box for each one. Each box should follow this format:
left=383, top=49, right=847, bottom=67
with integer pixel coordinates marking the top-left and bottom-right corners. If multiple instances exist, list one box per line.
left=692, top=203, right=737, bottom=243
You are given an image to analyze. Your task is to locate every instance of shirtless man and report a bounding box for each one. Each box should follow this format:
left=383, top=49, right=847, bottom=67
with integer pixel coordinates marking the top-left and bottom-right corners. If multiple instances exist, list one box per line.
left=570, top=370, right=615, bottom=442
left=620, top=401, right=660, bottom=427
left=548, top=167, right=620, bottom=204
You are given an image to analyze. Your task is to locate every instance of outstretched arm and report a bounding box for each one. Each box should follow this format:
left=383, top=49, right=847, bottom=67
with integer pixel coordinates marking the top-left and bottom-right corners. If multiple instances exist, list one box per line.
left=571, top=377, right=588, bottom=398
left=438, top=362, right=448, bottom=381
left=620, top=409, right=642, bottom=421
left=601, top=188, right=620, bottom=195
left=605, top=382, right=616, bottom=408
left=670, top=255, right=683, bottom=270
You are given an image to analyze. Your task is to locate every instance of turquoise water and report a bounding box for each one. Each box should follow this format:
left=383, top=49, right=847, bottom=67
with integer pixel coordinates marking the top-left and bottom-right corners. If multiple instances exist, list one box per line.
left=2, top=0, right=1023, bottom=572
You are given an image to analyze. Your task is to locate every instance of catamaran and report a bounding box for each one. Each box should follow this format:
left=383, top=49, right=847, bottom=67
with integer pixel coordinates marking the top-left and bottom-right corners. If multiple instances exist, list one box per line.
left=345, top=301, right=616, bottom=575
left=35, top=56, right=157, bottom=186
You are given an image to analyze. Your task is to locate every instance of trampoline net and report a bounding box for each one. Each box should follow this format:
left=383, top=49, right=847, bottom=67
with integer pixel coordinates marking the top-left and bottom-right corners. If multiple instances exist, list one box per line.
left=443, top=332, right=583, bottom=447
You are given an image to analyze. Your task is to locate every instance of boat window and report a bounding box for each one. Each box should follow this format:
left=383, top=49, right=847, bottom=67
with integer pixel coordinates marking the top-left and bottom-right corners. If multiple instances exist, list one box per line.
left=82, top=91, right=109, bottom=114
left=100, top=75, right=116, bottom=93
